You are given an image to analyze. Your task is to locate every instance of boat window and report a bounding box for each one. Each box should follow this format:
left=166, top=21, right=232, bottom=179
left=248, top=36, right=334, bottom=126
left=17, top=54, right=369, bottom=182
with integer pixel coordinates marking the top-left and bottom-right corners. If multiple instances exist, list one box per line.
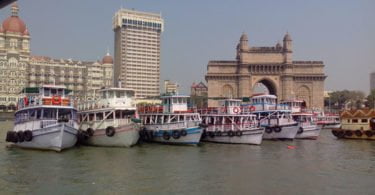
left=361, top=119, right=368, bottom=123
left=51, top=88, right=57, bottom=95
left=101, top=91, right=106, bottom=98
left=96, top=112, right=103, bottom=120
left=109, top=92, right=114, bottom=98
left=115, top=110, right=122, bottom=119
left=106, top=112, right=114, bottom=120
left=58, top=109, right=73, bottom=121
left=89, top=113, right=94, bottom=121
left=44, top=88, right=51, bottom=97
left=352, top=119, right=358, bottom=123
left=116, top=91, right=125, bottom=98
left=58, top=89, right=64, bottom=96
left=173, top=98, right=177, bottom=104
left=43, top=108, right=57, bottom=120
left=347, top=119, right=350, bottom=123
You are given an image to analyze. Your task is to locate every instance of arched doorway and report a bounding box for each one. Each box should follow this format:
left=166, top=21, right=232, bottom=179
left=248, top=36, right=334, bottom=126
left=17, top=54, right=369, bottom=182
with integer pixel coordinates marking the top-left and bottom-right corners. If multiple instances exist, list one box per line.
left=252, top=79, right=277, bottom=95
left=222, top=84, right=234, bottom=98
left=296, top=86, right=311, bottom=108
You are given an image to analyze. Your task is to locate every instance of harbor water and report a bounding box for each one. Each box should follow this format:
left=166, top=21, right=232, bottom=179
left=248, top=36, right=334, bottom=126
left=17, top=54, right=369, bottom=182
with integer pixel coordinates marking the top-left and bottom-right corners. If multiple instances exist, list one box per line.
left=1, top=121, right=375, bottom=194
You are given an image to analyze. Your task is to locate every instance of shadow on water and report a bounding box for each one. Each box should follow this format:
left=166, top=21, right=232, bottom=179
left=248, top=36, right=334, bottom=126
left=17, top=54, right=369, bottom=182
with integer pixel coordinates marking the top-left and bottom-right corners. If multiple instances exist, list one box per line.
left=1, top=121, right=375, bottom=194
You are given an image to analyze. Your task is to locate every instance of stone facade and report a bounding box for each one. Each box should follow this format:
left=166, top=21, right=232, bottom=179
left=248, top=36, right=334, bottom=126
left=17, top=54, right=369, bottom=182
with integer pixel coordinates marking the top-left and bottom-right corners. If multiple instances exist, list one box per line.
left=205, top=32, right=326, bottom=109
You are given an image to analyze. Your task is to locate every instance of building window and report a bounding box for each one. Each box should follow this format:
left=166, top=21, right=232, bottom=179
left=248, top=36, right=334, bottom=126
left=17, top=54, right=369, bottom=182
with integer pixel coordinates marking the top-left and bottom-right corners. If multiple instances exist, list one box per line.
left=361, top=119, right=368, bottom=123
left=352, top=119, right=358, bottom=123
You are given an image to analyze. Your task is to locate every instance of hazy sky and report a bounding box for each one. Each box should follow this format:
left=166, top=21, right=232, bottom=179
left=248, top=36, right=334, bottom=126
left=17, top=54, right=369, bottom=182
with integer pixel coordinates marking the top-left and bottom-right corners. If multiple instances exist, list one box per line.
left=1, top=0, right=374, bottom=94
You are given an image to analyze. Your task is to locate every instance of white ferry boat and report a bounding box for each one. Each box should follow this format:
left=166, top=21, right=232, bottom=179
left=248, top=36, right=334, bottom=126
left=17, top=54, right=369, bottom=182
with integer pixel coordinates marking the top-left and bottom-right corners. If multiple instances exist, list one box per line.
left=139, top=95, right=203, bottom=145
left=200, top=99, right=264, bottom=145
left=292, top=113, right=321, bottom=139
left=316, top=113, right=341, bottom=129
left=5, top=85, right=78, bottom=152
left=77, top=88, right=140, bottom=147
left=248, top=94, right=298, bottom=139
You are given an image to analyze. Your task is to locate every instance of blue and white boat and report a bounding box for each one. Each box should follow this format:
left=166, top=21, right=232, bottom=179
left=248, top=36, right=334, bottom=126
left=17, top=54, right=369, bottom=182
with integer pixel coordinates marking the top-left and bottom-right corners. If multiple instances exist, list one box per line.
left=248, top=94, right=298, bottom=140
left=139, top=95, right=203, bottom=145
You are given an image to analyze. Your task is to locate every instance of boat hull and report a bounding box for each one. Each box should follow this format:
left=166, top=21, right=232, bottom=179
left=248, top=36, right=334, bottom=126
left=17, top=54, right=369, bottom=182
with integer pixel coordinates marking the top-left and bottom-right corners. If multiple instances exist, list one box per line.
left=332, top=129, right=375, bottom=140
left=12, top=124, right=77, bottom=152
left=142, top=127, right=203, bottom=145
left=295, top=125, right=321, bottom=139
left=84, top=124, right=139, bottom=147
left=319, top=123, right=341, bottom=129
left=202, top=128, right=264, bottom=145
left=262, top=125, right=298, bottom=140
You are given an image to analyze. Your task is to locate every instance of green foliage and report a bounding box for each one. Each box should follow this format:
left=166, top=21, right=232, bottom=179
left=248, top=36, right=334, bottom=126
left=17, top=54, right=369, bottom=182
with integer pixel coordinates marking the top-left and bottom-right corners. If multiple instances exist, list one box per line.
left=325, top=90, right=365, bottom=109
left=367, top=90, right=375, bottom=108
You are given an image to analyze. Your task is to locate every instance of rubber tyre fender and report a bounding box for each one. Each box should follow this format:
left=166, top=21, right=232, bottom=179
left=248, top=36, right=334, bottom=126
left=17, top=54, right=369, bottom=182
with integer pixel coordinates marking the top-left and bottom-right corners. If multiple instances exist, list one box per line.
left=337, top=130, right=345, bottom=138
left=180, top=129, right=187, bottom=136
left=86, top=128, right=94, bottom=137
left=274, top=127, right=282, bottom=133
left=172, top=130, right=181, bottom=139
left=297, top=127, right=303, bottom=134
left=105, top=126, right=116, bottom=137
left=331, top=130, right=339, bottom=137
left=12, top=132, right=19, bottom=143
left=163, top=131, right=170, bottom=140
left=17, top=131, right=25, bottom=142
left=354, top=130, right=362, bottom=137
left=24, top=130, right=33, bottom=142
left=5, top=131, right=12, bottom=142
left=228, top=130, right=235, bottom=137
left=265, top=127, right=272, bottom=134
left=235, top=131, right=243, bottom=137
left=365, top=131, right=373, bottom=137
left=345, top=130, right=353, bottom=137
left=208, top=131, right=215, bottom=138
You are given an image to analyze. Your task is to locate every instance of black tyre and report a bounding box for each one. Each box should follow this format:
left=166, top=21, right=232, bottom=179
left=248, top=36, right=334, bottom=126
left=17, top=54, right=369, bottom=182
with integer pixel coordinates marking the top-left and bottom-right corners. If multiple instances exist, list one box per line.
left=345, top=130, right=353, bottom=137
left=106, top=126, right=116, bottom=137
left=297, top=127, right=303, bottom=134
left=24, top=130, right=33, bottom=142
left=5, top=131, right=12, bottom=142
left=228, top=130, right=235, bottom=137
left=172, top=130, right=181, bottom=139
left=87, top=128, right=94, bottom=136
left=265, top=127, right=272, bottom=134
left=365, top=131, right=373, bottom=137
left=163, top=131, right=170, bottom=140
left=180, top=129, right=187, bottom=136
left=17, top=131, right=25, bottom=142
left=274, top=127, right=282, bottom=133
left=355, top=130, right=362, bottom=137
left=235, top=131, right=243, bottom=137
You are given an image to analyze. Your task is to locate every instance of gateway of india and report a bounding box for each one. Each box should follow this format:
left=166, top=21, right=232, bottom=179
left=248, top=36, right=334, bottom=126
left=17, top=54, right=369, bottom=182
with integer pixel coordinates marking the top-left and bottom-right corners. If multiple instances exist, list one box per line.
left=205, top=32, right=326, bottom=109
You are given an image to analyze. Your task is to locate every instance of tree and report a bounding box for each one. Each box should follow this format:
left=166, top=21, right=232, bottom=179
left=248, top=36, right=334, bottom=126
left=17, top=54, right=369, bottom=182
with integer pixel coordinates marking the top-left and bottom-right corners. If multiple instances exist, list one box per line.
left=325, top=90, right=365, bottom=110
left=367, top=90, right=375, bottom=109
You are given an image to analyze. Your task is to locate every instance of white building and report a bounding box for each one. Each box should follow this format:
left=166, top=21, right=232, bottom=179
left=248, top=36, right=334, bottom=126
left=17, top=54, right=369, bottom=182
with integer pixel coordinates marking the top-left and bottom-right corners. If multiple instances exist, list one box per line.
left=113, top=8, right=164, bottom=98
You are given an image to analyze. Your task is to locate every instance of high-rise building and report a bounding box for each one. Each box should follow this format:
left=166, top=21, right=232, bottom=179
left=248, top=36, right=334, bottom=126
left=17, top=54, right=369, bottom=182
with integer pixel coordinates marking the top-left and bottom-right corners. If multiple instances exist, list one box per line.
left=164, top=80, right=178, bottom=95
left=371, top=72, right=375, bottom=92
left=113, top=8, right=164, bottom=98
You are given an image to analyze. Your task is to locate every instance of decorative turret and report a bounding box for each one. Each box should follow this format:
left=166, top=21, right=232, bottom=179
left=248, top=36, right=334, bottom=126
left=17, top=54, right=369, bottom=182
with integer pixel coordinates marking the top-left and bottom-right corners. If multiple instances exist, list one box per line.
left=102, top=52, right=113, bottom=64
left=239, top=32, right=249, bottom=51
left=283, top=32, right=292, bottom=52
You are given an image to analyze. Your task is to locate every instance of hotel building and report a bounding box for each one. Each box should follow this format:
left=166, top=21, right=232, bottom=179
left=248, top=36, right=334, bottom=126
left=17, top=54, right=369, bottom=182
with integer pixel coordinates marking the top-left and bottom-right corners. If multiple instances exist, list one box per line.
left=113, top=8, right=164, bottom=98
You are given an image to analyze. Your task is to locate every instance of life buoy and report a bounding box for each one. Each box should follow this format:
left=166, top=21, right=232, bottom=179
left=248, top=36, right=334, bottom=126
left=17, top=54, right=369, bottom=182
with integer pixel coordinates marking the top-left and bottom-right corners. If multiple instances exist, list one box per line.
left=52, top=95, right=62, bottom=105
left=345, top=130, right=353, bottom=137
left=249, top=106, right=256, bottom=112
left=163, top=131, right=170, bottom=140
left=227, top=130, right=235, bottom=137
left=23, top=97, right=29, bottom=106
left=235, top=131, right=243, bottom=137
left=180, top=129, right=187, bottom=136
left=274, top=127, right=282, bottom=133
left=354, top=130, right=362, bottom=137
left=24, top=130, right=33, bottom=142
left=105, top=126, right=116, bottom=137
left=172, top=130, right=181, bottom=139
left=86, top=128, right=94, bottom=137
left=297, top=127, right=303, bottom=134
left=233, top=107, right=240, bottom=114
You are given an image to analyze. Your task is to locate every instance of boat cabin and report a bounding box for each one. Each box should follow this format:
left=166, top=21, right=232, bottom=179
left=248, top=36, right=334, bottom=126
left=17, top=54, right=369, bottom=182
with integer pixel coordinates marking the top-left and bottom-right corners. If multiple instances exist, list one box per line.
left=18, top=85, right=72, bottom=109
left=281, top=100, right=306, bottom=113
left=218, top=99, right=242, bottom=114
left=292, top=113, right=314, bottom=125
left=339, top=109, right=375, bottom=131
left=161, top=95, right=189, bottom=113
left=80, top=88, right=136, bottom=110
left=249, top=94, right=288, bottom=111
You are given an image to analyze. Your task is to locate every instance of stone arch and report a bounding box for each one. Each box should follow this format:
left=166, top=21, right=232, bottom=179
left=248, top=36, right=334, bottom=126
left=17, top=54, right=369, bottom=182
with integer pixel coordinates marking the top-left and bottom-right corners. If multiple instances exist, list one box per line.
left=296, top=85, right=311, bottom=107
left=252, top=78, right=278, bottom=95
left=222, top=84, right=234, bottom=98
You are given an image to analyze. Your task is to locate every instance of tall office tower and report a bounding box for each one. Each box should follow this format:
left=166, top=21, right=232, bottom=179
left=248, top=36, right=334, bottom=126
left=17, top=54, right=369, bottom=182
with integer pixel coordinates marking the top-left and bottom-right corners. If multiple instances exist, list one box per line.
left=113, top=8, right=164, bottom=98
left=371, top=72, right=375, bottom=92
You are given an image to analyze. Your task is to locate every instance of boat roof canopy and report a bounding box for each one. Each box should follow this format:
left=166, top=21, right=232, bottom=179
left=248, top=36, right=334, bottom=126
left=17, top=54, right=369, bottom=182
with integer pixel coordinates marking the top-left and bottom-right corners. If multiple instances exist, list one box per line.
left=98, top=87, right=135, bottom=93
left=21, top=85, right=72, bottom=95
